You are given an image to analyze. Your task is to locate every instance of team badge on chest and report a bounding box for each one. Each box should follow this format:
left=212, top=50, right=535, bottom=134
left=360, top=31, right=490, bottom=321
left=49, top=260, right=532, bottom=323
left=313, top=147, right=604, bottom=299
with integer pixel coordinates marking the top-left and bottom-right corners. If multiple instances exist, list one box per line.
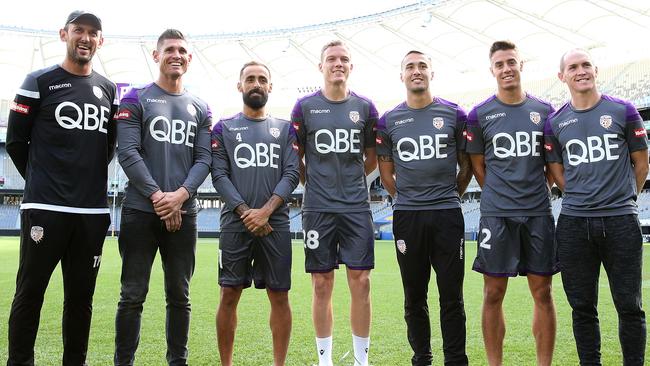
left=349, top=111, right=360, bottom=123
left=530, top=111, right=541, bottom=125
left=600, top=115, right=612, bottom=129
left=269, top=127, right=280, bottom=138
left=433, top=117, right=444, bottom=130
left=30, top=226, right=44, bottom=244
left=187, top=104, right=197, bottom=117
left=92, top=86, right=103, bottom=100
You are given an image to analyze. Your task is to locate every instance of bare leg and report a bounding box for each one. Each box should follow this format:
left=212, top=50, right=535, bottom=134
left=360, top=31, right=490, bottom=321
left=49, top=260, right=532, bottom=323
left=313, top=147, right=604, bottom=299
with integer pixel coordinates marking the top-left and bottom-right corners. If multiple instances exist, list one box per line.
left=347, top=269, right=371, bottom=337
left=267, top=289, right=291, bottom=366
left=216, top=286, right=243, bottom=366
left=312, top=272, right=335, bottom=337
left=527, top=274, right=556, bottom=366
left=482, top=275, right=508, bottom=366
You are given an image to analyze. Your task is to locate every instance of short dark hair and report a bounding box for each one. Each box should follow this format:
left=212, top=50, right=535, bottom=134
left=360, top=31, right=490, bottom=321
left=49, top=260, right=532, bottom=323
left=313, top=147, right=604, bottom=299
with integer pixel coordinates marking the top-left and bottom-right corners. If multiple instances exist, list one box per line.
left=489, top=40, right=517, bottom=59
left=239, top=61, right=271, bottom=79
left=320, top=40, right=350, bottom=61
left=401, top=50, right=431, bottom=69
left=157, top=29, right=185, bottom=50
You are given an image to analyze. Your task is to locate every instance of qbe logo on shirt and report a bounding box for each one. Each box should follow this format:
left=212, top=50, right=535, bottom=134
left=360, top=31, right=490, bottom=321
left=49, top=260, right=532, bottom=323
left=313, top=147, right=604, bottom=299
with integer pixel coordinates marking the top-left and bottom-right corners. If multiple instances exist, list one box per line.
left=149, top=116, right=197, bottom=146
left=314, top=128, right=361, bottom=154
left=54, top=101, right=110, bottom=133
left=396, top=135, right=448, bottom=161
left=565, top=134, right=619, bottom=166
left=234, top=143, right=280, bottom=168
left=492, top=131, right=543, bottom=158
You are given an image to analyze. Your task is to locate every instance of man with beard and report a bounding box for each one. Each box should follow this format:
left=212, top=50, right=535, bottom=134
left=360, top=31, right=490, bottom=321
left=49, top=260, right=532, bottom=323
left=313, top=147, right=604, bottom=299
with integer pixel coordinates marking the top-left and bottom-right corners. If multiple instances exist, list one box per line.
left=114, top=29, right=212, bottom=365
left=466, top=41, right=557, bottom=366
left=6, top=10, right=116, bottom=365
left=376, top=50, right=472, bottom=366
left=212, top=61, right=299, bottom=366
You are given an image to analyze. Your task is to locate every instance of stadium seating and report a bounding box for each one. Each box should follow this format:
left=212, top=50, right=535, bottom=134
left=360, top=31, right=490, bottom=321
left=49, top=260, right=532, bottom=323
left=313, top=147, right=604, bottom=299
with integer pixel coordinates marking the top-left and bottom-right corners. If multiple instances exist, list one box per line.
left=0, top=204, right=19, bottom=229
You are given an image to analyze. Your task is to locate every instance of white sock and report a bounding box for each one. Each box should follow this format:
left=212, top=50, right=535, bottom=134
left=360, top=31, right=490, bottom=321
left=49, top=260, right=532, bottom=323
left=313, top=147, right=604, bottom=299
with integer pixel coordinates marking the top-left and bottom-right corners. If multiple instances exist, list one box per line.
left=316, top=336, right=333, bottom=366
left=352, top=334, right=370, bottom=366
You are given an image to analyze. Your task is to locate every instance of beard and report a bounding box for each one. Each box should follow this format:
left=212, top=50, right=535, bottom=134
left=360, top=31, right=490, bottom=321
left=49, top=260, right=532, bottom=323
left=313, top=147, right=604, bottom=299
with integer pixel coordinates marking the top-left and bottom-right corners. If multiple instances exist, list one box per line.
left=67, top=43, right=93, bottom=65
left=243, top=90, right=268, bottom=110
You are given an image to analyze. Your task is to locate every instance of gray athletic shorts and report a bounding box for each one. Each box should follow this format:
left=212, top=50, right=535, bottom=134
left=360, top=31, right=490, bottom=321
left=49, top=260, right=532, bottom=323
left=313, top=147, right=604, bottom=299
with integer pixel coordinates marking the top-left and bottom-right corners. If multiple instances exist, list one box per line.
left=302, top=211, right=375, bottom=272
left=472, top=215, right=558, bottom=277
left=218, top=231, right=292, bottom=291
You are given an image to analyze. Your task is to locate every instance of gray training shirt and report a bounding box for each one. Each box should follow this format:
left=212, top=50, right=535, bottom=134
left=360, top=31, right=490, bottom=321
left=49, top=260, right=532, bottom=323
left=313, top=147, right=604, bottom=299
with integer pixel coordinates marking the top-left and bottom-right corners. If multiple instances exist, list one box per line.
left=466, top=94, right=554, bottom=217
left=211, top=113, right=300, bottom=232
left=376, top=98, right=467, bottom=210
left=544, top=95, right=648, bottom=217
left=117, top=83, right=212, bottom=215
left=291, top=91, right=378, bottom=212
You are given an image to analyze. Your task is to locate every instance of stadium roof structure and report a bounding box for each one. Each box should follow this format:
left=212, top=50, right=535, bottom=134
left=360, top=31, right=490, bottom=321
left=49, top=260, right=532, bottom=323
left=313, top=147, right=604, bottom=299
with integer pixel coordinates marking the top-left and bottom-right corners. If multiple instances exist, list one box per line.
left=1, top=0, right=650, bottom=117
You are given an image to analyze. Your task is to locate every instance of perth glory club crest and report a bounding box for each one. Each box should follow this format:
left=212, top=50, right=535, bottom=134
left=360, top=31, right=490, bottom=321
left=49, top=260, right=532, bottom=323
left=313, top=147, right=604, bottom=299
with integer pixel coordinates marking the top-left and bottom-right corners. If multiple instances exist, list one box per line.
left=349, top=111, right=360, bottom=123
left=187, top=104, right=197, bottom=116
left=269, top=127, right=280, bottom=138
left=30, top=226, right=44, bottom=244
left=600, top=115, right=612, bottom=129
left=396, top=239, right=407, bottom=254
left=433, top=117, right=444, bottom=130
left=92, top=86, right=103, bottom=100
left=530, top=111, right=541, bottom=125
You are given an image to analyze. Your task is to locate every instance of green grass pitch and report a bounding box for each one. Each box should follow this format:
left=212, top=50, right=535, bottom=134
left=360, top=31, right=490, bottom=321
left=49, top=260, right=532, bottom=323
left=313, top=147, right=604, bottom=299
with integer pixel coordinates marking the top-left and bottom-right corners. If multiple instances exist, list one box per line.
left=0, top=237, right=648, bottom=365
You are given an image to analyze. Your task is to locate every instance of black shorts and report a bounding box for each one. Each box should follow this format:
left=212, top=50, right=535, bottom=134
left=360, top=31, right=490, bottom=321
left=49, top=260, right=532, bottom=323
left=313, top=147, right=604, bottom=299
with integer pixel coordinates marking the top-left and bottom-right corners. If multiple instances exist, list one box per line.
left=472, top=215, right=558, bottom=277
left=219, top=231, right=292, bottom=291
left=302, top=211, right=374, bottom=272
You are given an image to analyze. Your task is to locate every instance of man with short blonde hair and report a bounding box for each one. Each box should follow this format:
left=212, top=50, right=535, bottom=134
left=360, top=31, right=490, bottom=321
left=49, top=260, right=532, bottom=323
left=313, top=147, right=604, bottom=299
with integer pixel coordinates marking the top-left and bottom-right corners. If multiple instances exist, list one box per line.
left=292, top=40, right=377, bottom=366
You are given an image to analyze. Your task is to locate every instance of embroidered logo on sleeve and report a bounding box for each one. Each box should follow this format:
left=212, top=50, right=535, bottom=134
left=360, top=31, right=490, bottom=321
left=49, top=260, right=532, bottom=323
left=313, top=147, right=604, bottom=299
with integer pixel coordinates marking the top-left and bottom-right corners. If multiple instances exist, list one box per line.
left=10, top=101, right=30, bottom=115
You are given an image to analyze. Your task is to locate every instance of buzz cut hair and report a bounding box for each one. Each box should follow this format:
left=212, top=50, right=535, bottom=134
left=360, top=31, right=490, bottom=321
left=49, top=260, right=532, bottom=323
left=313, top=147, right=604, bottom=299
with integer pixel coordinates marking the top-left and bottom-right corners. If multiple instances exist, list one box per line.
left=320, top=40, right=350, bottom=61
left=489, top=40, right=517, bottom=59
left=559, top=48, right=592, bottom=72
left=401, top=50, right=432, bottom=69
left=157, top=29, right=186, bottom=50
left=240, top=60, right=271, bottom=79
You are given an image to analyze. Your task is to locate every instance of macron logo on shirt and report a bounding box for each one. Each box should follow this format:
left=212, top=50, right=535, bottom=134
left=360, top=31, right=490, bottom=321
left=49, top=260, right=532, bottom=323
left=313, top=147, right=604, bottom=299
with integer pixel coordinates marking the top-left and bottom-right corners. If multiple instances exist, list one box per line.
left=310, top=109, right=330, bottom=114
left=48, top=83, right=72, bottom=91
left=485, top=112, right=506, bottom=121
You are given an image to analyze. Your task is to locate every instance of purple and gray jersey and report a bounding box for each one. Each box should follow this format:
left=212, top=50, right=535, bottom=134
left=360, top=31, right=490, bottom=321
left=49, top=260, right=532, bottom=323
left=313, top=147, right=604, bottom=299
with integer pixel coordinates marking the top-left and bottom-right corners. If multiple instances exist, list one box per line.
left=117, top=83, right=212, bottom=215
left=291, top=91, right=378, bottom=212
left=211, top=113, right=300, bottom=232
left=466, top=94, right=554, bottom=216
left=544, top=95, right=648, bottom=217
left=376, top=98, right=467, bottom=210
left=7, top=65, right=117, bottom=213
